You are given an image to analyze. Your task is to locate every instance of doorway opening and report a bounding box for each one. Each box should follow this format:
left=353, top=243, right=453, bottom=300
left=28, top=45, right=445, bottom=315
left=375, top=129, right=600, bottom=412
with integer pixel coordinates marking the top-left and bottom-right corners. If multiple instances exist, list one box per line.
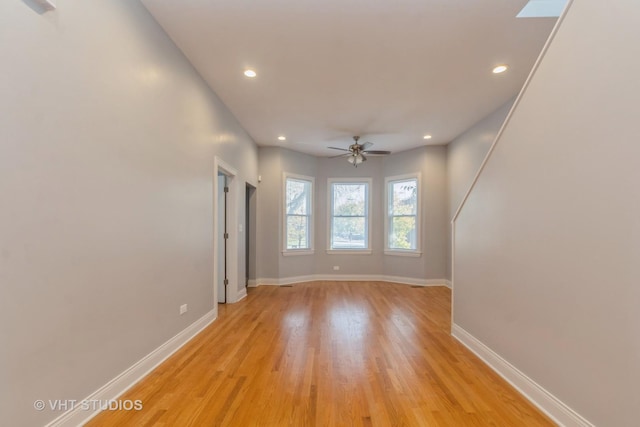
left=214, top=157, right=238, bottom=306
left=245, top=183, right=257, bottom=288
left=217, top=172, right=228, bottom=304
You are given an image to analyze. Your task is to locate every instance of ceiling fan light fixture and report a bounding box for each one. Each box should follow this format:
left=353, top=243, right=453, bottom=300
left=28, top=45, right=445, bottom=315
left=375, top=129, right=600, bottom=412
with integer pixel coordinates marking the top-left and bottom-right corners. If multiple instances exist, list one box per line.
left=244, top=69, right=257, bottom=78
left=348, top=153, right=364, bottom=166
left=327, top=136, right=389, bottom=167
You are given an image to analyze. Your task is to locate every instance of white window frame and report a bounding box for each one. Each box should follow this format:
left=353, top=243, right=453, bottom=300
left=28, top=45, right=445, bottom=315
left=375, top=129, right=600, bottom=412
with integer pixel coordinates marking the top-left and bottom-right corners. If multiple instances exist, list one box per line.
left=385, top=173, right=422, bottom=257
left=283, top=172, right=314, bottom=256
left=327, top=177, right=372, bottom=254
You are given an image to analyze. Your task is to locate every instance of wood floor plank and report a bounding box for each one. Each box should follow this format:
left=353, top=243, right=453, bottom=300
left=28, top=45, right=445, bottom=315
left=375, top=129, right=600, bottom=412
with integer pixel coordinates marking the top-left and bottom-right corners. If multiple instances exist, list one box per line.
left=86, top=282, right=555, bottom=426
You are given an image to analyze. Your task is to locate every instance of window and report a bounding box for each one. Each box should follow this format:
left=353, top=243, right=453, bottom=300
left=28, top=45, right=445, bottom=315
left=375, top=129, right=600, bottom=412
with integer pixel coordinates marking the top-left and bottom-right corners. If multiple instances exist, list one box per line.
left=328, top=179, right=371, bottom=252
left=386, top=174, right=420, bottom=255
left=284, top=174, right=314, bottom=254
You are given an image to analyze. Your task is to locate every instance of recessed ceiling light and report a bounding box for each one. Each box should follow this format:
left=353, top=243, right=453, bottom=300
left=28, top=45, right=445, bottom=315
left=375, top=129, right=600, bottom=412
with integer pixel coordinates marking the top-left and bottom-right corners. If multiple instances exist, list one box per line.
left=278, top=136, right=286, bottom=141
left=492, top=65, right=508, bottom=74
left=244, top=69, right=257, bottom=78
left=423, top=135, right=432, bottom=140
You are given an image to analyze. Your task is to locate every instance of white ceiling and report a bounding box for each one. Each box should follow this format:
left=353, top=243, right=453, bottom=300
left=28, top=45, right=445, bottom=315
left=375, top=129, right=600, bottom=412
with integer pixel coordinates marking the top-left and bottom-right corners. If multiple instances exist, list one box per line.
left=141, top=0, right=556, bottom=156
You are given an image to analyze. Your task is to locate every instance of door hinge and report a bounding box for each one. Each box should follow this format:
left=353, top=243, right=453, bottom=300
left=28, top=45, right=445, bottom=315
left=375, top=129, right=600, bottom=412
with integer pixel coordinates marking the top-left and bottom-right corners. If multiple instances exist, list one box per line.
left=224, top=186, right=229, bottom=193
left=224, top=279, right=229, bottom=286
left=224, top=232, right=229, bottom=239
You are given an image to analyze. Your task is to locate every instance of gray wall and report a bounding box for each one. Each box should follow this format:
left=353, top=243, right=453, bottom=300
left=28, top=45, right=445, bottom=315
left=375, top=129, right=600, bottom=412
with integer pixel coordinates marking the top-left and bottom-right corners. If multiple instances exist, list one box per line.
left=384, top=146, right=448, bottom=280
left=255, top=147, right=283, bottom=279
left=0, top=1, right=257, bottom=425
left=453, top=0, right=640, bottom=425
left=276, top=148, right=319, bottom=277
left=257, top=145, right=448, bottom=281
left=314, top=155, right=385, bottom=276
left=446, top=100, right=514, bottom=279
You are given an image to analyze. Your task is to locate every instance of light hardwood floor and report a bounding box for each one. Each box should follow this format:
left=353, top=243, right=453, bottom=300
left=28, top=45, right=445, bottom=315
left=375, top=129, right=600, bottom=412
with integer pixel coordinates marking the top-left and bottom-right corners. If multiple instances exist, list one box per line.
left=87, top=282, right=554, bottom=426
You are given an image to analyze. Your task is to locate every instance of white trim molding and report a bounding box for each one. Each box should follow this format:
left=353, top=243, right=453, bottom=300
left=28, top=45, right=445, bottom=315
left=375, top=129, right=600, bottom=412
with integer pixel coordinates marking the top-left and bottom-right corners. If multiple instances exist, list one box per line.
left=452, top=324, right=594, bottom=427
left=45, top=310, right=217, bottom=427
left=214, top=156, right=239, bottom=305
left=282, top=249, right=315, bottom=257
left=326, top=249, right=372, bottom=255
left=255, top=276, right=317, bottom=286
left=327, top=177, right=373, bottom=252
left=384, top=172, right=422, bottom=255
left=236, top=287, right=248, bottom=302
left=283, top=172, right=315, bottom=254
left=384, top=250, right=422, bottom=257
left=255, top=275, right=451, bottom=287
left=384, top=276, right=448, bottom=287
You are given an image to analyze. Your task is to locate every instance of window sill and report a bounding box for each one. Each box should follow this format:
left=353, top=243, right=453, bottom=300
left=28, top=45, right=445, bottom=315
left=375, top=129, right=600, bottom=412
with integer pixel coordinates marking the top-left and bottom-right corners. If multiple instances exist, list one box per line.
left=282, top=249, right=315, bottom=257
left=384, top=250, right=422, bottom=257
left=326, top=249, right=372, bottom=255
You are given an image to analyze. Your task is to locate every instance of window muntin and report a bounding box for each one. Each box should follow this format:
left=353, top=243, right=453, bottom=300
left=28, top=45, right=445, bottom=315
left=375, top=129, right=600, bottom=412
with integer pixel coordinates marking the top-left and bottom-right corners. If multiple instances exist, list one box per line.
left=285, top=175, right=313, bottom=251
left=329, top=180, right=370, bottom=250
left=387, top=176, right=419, bottom=251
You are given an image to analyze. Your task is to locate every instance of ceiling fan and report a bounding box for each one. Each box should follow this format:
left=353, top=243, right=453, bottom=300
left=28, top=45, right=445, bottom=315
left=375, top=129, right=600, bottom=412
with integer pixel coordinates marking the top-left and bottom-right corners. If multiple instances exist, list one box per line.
left=327, top=136, right=391, bottom=167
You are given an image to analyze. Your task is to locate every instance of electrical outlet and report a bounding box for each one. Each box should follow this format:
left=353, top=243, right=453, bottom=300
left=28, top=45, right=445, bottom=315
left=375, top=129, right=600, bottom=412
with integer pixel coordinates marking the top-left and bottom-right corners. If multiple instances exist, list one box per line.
left=180, top=304, right=188, bottom=315
left=333, top=266, right=340, bottom=271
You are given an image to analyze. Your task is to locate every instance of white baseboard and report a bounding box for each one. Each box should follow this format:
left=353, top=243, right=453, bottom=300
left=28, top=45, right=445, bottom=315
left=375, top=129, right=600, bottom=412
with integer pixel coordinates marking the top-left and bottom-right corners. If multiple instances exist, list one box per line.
left=255, top=275, right=451, bottom=287
left=235, top=287, right=247, bottom=302
left=255, top=277, right=289, bottom=286
left=45, top=310, right=217, bottom=427
left=247, top=279, right=258, bottom=288
left=451, top=324, right=593, bottom=427
left=384, top=276, right=450, bottom=287
left=255, top=275, right=319, bottom=286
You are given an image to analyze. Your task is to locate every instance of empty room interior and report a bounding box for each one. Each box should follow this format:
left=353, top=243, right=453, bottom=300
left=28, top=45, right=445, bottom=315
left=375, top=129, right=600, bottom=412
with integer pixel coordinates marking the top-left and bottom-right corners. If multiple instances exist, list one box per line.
left=2, top=0, right=639, bottom=426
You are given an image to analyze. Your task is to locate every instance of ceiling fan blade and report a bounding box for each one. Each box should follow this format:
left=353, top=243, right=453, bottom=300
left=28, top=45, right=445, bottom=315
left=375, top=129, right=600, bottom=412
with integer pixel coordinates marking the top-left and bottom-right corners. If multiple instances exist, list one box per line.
left=362, top=150, right=391, bottom=155
left=361, top=154, right=367, bottom=162
left=329, top=153, right=351, bottom=158
left=327, top=146, right=350, bottom=151
left=361, top=141, right=373, bottom=150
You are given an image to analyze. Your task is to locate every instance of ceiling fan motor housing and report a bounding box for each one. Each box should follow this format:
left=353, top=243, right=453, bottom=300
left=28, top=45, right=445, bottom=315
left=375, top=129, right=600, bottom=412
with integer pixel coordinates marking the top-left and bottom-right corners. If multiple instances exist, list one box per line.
left=326, top=135, right=389, bottom=166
